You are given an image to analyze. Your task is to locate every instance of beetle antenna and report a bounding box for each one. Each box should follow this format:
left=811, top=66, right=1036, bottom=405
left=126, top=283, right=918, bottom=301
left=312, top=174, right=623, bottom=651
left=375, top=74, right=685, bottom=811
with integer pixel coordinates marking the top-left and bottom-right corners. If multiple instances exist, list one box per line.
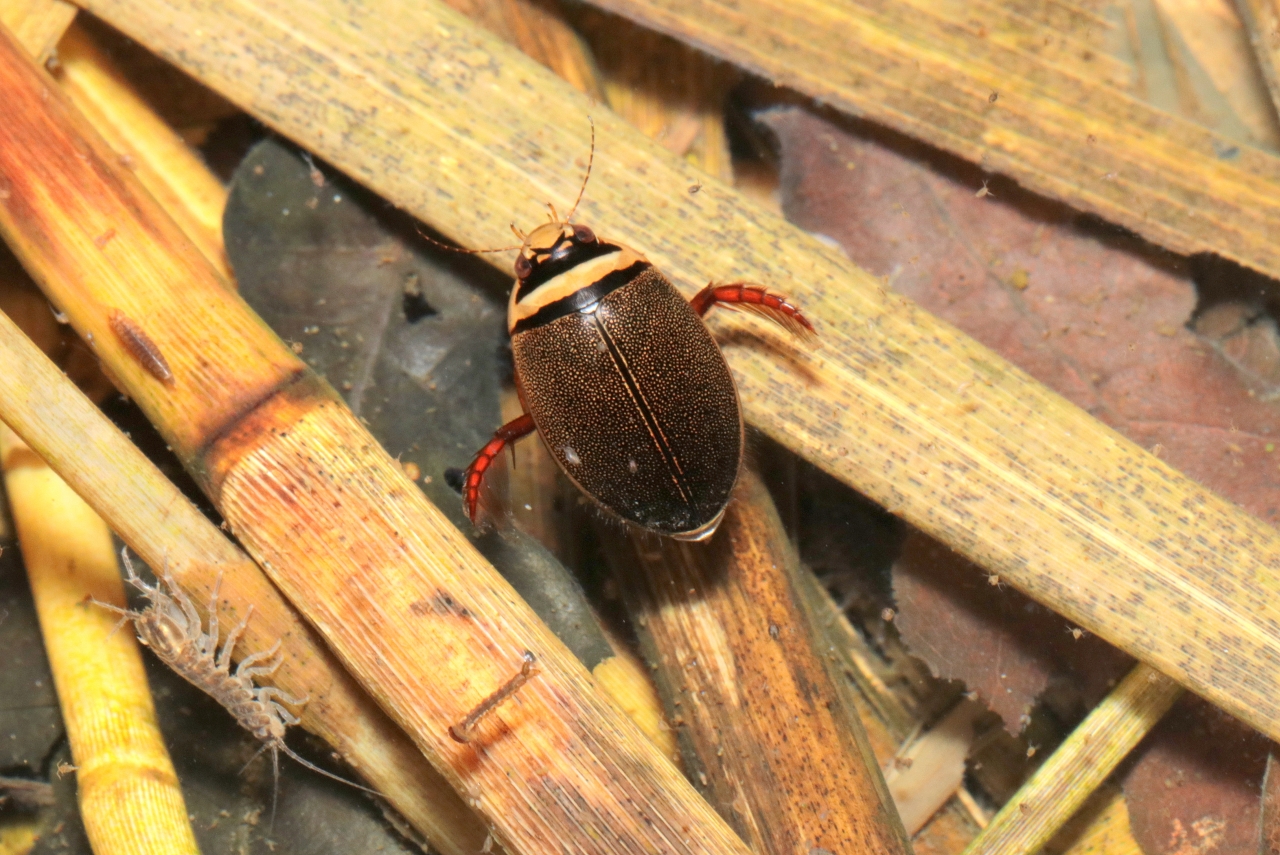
left=566, top=116, right=595, bottom=223
left=415, top=226, right=521, bottom=255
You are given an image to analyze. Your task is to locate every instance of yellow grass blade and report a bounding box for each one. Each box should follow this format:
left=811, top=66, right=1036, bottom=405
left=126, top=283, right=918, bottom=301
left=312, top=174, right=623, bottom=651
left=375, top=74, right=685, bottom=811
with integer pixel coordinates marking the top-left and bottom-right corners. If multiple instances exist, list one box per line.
left=963, top=664, right=1182, bottom=855
left=0, top=20, right=754, bottom=855
left=0, top=424, right=200, bottom=855
left=0, top=298, right=490, bottom=855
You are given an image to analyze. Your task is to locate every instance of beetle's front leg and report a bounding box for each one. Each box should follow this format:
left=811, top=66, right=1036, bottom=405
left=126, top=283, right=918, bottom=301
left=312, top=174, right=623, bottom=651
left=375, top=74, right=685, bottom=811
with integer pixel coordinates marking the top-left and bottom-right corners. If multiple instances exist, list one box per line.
left=690, top=281, right=817, bottom=341
left=462, top=413, right=536, bottom=523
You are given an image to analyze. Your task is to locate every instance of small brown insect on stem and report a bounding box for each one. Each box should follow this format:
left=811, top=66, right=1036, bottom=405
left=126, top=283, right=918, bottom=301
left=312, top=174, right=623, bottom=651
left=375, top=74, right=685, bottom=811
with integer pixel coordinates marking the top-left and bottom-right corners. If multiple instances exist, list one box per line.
left=109, top=309, right=175, bottom=386
left=449, top=651, right=539, bottom=743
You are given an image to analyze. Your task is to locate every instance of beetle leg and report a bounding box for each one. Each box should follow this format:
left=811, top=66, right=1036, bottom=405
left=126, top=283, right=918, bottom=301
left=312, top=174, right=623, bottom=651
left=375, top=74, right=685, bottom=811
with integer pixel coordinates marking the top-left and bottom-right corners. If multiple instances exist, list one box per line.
left=463, top=414, right=536, bottom=523
left=690, top=282, right=817, bottom=342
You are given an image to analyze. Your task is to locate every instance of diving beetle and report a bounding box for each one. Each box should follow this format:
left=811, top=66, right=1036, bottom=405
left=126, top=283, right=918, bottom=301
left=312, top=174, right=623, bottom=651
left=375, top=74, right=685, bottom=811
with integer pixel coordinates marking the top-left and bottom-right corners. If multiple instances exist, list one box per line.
left=458, top=131, right=815, bottom=541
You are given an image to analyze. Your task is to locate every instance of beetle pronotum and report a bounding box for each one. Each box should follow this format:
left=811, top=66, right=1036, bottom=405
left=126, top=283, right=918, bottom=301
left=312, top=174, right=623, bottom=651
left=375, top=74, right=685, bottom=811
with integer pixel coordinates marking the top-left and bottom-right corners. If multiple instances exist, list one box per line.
left=429, top=122, right=815, bottom=540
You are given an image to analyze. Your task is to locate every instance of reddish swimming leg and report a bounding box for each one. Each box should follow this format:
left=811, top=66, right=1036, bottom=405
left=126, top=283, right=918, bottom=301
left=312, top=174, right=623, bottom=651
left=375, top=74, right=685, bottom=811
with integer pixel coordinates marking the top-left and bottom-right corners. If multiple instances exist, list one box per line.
left=463, top=414, right=536, bottom=523
left=689, top=281, right=817, bottom=341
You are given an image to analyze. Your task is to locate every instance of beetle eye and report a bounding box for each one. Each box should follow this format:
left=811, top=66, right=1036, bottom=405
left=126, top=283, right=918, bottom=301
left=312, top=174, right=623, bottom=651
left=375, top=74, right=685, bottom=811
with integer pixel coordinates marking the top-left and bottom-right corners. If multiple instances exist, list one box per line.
left=515, top=255, right=533, bottom=279
left=573, top=225, right=596, bottom=243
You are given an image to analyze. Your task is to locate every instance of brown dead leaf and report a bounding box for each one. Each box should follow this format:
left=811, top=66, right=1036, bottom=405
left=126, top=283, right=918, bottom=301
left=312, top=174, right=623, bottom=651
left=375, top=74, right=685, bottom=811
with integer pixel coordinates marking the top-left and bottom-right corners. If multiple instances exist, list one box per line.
left=892, top=530, right=1130, bottom=734
left=765, top=107, right=1280, bottom=523
left=1123, top=695, right=1268, bottom=855
left=766, top=105, right=1280, bottom=843
left=1261, top=750, right=1280, bottom=855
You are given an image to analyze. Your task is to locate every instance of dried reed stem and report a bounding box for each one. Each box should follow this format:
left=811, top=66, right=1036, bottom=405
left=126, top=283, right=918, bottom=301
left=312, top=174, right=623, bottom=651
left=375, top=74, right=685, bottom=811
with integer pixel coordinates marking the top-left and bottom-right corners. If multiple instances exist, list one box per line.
left=52, top=21, right=232, bottom=280
left=1233, top=0, right=1280, bottom=126
left=0, top=0, right=74, bottom=62
left=607, top=469, right=911, bottom=855
left=574, top=10, right=735, bottom=181
left=790, top=554, right=988, bottom=839
left=0, top=303, right=489, bottom=855
left=0, top=423, right=199, bottom=855
left=585, top=0, right=1280, bottom=282
left=963, top=663, right=1182, bottom=855
left=60, top=0, right=1280, bottom=749
left=0, top=21, right=751, bottom=855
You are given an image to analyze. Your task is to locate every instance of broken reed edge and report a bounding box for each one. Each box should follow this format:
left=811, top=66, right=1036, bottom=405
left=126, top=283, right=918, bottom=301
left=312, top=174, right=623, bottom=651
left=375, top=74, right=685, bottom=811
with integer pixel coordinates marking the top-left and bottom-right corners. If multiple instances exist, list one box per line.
left=882, top=700, right=985, bottom=835
left=0, top=24, right=755, bottom=855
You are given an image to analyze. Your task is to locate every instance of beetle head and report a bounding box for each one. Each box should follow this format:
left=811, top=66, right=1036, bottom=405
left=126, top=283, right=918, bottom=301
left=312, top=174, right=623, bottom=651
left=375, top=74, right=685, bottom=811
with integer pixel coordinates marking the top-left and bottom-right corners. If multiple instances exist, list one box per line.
left=513, top=217, right=598, bottom=281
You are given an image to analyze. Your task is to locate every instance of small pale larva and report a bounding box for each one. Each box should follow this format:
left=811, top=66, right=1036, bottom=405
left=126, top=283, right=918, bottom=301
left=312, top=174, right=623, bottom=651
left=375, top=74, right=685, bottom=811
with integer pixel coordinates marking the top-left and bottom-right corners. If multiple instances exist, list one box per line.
left=108, top=309, right=175, bottom=386
left=95, top=549, right=377, bottom=822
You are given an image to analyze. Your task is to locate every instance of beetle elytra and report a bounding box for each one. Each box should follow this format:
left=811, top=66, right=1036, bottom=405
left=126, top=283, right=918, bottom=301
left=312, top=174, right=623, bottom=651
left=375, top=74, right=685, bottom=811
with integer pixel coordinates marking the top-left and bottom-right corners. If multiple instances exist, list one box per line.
left=453, top=125, right=815, bottom=540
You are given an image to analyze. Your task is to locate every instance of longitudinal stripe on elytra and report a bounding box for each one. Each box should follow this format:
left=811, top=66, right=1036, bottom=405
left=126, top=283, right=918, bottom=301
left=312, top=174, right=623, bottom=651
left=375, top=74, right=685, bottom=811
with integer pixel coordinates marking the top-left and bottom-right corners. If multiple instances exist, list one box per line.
left=590, top=311, right=693, bottom=505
